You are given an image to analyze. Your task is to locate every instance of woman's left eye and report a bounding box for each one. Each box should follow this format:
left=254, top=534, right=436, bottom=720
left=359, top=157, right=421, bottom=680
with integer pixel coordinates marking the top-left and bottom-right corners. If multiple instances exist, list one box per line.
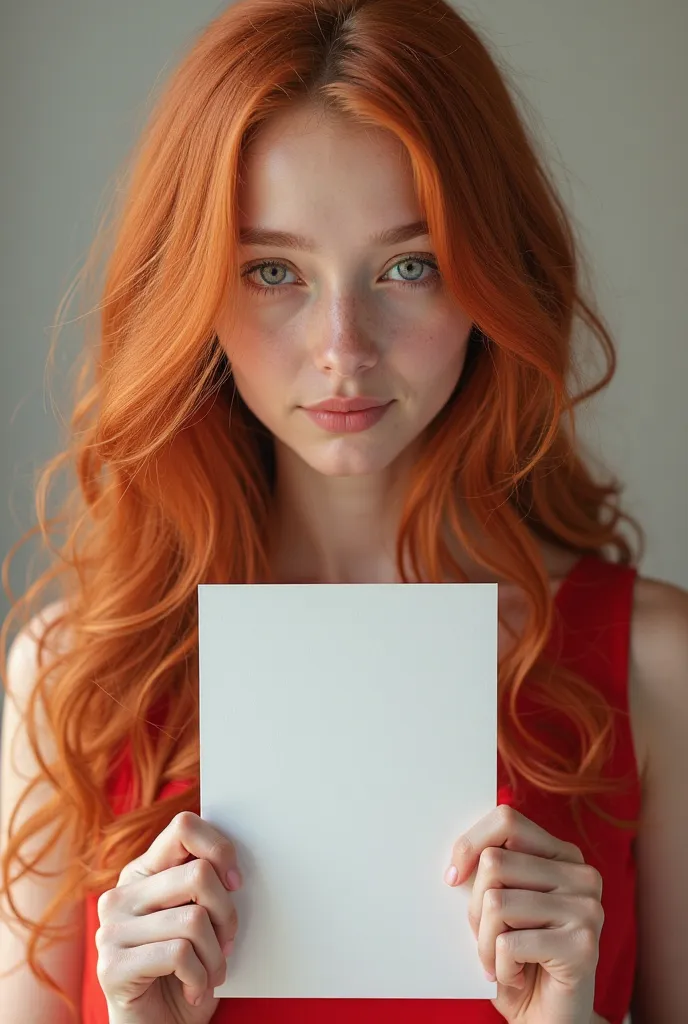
left=240, top=254, right=440, bottom=297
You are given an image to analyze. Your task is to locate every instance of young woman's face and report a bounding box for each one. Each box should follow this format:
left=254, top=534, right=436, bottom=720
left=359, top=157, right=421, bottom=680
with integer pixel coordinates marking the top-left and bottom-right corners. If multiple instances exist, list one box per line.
left=216, top=104, right=473, bottom=477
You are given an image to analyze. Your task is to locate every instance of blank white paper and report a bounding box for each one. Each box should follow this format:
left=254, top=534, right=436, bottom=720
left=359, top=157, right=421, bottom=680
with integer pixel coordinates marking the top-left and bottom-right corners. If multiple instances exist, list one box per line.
left=199, top=582, right=497, bottom=1000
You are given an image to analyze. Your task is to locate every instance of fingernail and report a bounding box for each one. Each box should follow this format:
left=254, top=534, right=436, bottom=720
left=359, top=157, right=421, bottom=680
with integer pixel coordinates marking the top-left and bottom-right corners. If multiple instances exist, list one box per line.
left=226, top=869, right=243, bottom=891
left=222, top=939, right=235, bottom=956
left=444, top=865, right=459, bottom=886
left=484, top=969, right=496, bottom=982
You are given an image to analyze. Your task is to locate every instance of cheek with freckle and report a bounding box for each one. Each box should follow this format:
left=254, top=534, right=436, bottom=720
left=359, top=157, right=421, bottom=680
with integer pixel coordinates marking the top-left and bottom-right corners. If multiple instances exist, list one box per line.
left=391, top=326, right=471, bottom=410
left=221, top=332, right=305, bottom=436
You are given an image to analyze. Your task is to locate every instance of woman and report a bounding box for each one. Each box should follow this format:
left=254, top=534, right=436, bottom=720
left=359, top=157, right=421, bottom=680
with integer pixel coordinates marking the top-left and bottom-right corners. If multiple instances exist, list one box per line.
left=1, top=0, right=686, bottom=1022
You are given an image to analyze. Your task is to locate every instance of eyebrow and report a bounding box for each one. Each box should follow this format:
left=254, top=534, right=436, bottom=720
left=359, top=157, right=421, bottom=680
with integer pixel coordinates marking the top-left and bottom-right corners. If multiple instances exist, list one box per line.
left=238, top=219, right=430, bottom=252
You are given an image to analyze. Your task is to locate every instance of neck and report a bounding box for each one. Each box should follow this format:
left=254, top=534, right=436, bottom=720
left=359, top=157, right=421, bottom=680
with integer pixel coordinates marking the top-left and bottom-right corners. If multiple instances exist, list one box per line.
left=268, top=439, right=415, bottom=584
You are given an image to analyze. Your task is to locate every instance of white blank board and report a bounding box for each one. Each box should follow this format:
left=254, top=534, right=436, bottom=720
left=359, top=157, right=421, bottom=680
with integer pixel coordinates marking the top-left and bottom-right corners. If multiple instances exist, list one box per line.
left=199, top=583, right=497, bottom=1000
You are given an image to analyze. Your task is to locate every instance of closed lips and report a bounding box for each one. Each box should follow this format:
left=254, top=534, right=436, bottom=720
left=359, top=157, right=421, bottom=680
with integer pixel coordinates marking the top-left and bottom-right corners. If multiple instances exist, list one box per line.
left=303, top=397, right=391, bottom=412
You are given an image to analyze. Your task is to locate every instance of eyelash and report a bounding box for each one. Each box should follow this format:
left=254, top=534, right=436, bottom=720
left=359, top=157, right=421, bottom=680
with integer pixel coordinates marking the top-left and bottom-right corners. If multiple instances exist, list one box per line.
left=240, top=253, right=440, bottom=298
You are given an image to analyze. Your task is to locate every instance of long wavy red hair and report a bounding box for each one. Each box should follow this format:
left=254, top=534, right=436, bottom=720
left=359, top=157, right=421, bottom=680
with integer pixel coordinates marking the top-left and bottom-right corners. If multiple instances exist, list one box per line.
left=1, top=0, right=641, bottom=1017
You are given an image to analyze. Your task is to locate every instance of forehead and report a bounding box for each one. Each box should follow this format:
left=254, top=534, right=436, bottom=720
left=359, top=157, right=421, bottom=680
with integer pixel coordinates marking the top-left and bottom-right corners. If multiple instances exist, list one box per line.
left=236, top=105, right=423, bottom=248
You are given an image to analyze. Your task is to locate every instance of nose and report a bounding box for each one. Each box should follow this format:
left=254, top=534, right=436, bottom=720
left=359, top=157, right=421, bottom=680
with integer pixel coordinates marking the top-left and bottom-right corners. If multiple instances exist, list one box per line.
left=311, top=299, right=379, bottom=379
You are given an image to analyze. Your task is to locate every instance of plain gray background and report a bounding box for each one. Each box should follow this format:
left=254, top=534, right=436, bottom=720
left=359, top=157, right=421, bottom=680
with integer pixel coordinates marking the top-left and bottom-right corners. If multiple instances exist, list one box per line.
left=1, top=0, right=687, bottom=653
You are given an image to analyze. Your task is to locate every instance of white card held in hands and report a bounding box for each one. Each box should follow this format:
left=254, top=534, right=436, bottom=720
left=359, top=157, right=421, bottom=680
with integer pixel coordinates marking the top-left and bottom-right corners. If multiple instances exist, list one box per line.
left=198, top=582, right=497, bottom=1000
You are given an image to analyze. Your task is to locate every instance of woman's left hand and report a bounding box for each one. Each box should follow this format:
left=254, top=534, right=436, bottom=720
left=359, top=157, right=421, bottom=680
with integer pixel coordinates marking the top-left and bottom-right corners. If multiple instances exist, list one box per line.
left=445, top=805, right=605, bottom=1024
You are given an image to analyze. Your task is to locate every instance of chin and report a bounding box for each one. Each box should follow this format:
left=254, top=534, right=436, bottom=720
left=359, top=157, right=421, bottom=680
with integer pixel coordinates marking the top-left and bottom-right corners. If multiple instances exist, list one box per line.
left=298, top=439, right=410, bottom=478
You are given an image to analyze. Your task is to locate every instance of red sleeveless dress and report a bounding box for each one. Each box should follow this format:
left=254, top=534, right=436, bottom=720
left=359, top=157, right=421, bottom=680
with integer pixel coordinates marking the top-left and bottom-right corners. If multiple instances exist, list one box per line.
left=82, top=555, right=640, bottom=1023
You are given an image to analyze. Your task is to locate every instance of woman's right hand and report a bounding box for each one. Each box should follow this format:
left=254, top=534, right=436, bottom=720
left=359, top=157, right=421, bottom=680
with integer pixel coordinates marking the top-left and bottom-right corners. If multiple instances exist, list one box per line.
left=96, top=810, right=242, bottom=1024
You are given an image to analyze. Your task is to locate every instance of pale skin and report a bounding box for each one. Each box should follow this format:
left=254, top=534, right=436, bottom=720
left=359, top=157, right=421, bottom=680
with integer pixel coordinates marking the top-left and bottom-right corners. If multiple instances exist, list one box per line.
left=12, top=101, right=687, bottom=1023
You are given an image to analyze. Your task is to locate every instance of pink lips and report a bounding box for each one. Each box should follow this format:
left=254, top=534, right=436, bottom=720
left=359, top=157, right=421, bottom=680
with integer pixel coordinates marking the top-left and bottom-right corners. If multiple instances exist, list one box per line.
left=301, top=396, right=394, bottom=434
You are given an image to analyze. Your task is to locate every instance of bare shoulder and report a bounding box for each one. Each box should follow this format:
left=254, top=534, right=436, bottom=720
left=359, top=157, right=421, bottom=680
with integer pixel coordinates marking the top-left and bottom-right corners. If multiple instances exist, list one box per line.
left=4, top=599, right=71, bottom=708
left=1, top=599, right=83, bottom=1024
left=630, top=575, right=688, bottom=677
left=2, top=597, right=73, bottom=831
left=627, top=575, right=688, bottom=779
left=1, top=596, right=73, bottom=845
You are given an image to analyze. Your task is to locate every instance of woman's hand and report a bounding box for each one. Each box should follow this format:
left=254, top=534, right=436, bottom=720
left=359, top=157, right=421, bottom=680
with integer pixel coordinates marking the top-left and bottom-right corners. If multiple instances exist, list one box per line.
left=96, top=810, right=242, bottom=1024
left=445, top=805, right=604, bottom=1024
